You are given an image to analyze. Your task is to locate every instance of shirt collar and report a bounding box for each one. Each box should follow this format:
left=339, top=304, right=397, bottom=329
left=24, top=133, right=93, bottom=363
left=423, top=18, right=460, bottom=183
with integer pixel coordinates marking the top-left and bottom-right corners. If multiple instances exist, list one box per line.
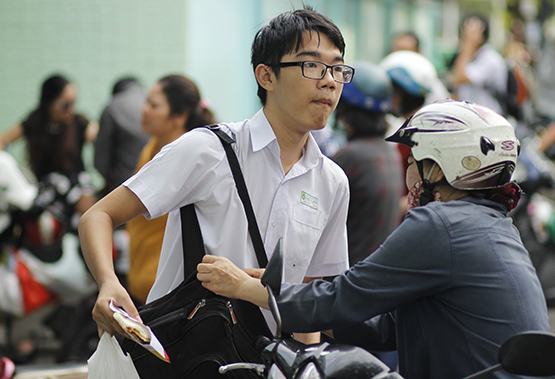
left=461, top=195, right=507, bottom=215
left=248, top=109, right=324, bottom=168
left=303, top=131, right=324, bottom=169
left=249, top=109, right=277, bottom=152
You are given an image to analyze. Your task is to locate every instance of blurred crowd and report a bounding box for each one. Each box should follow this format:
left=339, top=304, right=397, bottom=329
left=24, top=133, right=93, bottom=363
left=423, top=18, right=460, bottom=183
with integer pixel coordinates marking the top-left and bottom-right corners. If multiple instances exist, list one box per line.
left=2, top=5, right=555, bottom=372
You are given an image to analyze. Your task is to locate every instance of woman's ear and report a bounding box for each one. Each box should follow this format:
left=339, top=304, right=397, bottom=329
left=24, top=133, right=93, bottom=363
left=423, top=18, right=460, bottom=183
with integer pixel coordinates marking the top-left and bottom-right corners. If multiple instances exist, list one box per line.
left=254, top=64, right=276, bottom=93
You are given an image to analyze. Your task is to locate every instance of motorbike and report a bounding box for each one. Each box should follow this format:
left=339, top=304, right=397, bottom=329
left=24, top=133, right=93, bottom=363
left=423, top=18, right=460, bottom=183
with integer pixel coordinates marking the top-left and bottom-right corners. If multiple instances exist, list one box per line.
left=218, top=240, right=555, bottom=379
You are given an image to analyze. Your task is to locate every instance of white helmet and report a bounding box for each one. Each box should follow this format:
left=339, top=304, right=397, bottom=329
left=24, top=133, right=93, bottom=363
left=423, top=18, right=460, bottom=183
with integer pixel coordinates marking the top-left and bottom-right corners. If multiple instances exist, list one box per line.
left=380, top=51, right=438, bottom=97
left=386, top=100, right=519, bottom=190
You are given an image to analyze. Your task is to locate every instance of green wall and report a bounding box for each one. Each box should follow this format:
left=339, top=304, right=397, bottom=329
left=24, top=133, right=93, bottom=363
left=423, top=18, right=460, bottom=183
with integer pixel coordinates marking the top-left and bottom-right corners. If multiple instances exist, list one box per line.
left=0, top=0, right=189, bottom=164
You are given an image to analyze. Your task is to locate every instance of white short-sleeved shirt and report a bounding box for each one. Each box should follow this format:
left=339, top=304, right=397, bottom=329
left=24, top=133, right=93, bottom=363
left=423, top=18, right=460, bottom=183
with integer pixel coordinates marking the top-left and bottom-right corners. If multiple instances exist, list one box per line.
left=123, top=109, right=350, bottom=304
left=457, top=44, right=507, bottom=114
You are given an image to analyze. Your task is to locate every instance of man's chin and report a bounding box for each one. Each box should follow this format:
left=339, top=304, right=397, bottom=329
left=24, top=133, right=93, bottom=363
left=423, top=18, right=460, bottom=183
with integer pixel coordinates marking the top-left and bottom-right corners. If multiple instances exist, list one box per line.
left=307, top=114, right=330, bottom=131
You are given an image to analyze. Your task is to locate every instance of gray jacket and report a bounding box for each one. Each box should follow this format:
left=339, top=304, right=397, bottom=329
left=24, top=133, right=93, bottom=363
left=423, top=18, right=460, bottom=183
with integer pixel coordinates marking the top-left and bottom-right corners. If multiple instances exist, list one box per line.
left=94, top=84, right=148, bottom=193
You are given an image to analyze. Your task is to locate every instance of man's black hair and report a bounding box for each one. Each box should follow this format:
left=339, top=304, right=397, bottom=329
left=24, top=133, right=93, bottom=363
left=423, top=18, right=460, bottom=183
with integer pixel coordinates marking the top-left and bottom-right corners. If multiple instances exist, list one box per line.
left=251, top=6, right=345, bottom=105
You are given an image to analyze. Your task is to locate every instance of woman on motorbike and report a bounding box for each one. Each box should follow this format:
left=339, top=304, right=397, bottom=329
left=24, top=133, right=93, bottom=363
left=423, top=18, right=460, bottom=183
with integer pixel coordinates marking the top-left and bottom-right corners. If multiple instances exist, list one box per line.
left=197, top=100, right=551, bottom=378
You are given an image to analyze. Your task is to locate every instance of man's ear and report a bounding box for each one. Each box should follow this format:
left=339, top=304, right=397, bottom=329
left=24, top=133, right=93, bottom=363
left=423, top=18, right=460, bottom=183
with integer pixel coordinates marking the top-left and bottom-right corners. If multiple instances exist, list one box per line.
left=255, top=64, right=276, bottom=93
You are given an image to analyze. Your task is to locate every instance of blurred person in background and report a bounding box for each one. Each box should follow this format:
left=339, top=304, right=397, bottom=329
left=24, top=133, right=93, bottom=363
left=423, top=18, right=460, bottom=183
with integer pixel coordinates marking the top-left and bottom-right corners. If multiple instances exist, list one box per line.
left=533, top=14, right=555, bottom=121
left=380, top=51, right=449, bottom=215
left=126, top=74, right=216, bottom=304
left=332, top=62, right=403, bottom=266
left=381, top=50, right=449, bottom=126
left=0, top=74, right=97, bottom=216
left=94, top=77, right=149, bottom=284
left=449, top=14, right=507, bottom=114
left=390, top=31, right=420, bottom=53
left=0, top=76, right=101, bottom=361
left=94, top=76, right=148, bottom=197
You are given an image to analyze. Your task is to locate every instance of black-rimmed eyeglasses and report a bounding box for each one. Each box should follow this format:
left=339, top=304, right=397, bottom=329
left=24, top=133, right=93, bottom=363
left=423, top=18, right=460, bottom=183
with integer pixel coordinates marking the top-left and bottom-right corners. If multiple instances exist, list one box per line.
left=278, top=61, right=355, bottom=84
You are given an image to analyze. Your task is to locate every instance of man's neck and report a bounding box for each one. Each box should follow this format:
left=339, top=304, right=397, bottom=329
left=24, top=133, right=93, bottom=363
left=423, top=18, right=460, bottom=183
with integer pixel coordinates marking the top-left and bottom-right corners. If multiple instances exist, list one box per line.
left=262, top=106, right=309, bottom=175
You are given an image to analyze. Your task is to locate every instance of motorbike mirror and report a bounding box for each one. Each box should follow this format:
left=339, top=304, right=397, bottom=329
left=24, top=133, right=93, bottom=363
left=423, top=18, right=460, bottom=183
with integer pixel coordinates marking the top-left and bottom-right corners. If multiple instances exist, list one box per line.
left=463, top=331, right=555, bottom=379
left=499, top=331, right=555, bottom=376
left=261, top=239, right=283, bottom=296
left=261, top=239, right=284, bottom=338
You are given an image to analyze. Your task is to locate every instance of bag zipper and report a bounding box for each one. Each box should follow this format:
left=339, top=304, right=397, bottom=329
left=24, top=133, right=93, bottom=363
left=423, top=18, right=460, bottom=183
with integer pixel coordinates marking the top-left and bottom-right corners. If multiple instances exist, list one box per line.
left=226, top=301, right=238, bottom=325
left=148, top=298, right=235, bottom=328
left=187, top=298, right=207, bottom=319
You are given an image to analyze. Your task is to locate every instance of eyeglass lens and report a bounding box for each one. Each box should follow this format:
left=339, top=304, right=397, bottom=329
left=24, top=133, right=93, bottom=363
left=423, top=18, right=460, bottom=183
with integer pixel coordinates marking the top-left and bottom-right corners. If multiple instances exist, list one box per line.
left=303, top=62, right=353, bottom=83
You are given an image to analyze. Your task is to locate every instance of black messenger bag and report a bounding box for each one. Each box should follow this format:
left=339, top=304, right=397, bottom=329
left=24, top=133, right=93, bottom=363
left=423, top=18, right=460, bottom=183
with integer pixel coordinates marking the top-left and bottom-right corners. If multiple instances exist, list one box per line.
left=121, top=126, right=272, bottom=378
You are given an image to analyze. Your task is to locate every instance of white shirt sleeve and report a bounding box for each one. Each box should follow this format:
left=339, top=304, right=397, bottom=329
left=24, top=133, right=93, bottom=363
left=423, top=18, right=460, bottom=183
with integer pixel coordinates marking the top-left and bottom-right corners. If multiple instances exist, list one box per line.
left=123, top=129, right=226, bottom=219
left=305, top=171, right=350, bottom=277
left=0, top=152, right=37, bottom=211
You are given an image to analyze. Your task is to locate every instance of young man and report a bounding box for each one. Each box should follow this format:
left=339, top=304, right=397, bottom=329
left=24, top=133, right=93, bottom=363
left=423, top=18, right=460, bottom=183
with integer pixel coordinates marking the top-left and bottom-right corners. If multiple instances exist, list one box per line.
left=198, top=100, right=551, bottom=378
left=79, top=7, right=353, bottom=344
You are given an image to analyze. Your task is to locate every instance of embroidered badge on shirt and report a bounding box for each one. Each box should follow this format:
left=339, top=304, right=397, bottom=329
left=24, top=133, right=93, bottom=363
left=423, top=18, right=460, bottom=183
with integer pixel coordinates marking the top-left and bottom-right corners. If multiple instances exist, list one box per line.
left=300, top=191, right=318, bottom=210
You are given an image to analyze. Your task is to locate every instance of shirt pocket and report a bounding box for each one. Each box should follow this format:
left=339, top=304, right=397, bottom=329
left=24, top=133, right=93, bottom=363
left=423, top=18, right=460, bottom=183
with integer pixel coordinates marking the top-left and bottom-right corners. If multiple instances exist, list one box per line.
left=293, top=204, right=324, bottom=230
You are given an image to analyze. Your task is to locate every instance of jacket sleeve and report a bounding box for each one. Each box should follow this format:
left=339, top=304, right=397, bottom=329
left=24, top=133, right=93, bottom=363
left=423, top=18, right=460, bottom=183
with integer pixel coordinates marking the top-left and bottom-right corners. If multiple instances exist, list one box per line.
left=333, top=312, right=397, bottom=351
left=276, top=205, right=453, bottom=333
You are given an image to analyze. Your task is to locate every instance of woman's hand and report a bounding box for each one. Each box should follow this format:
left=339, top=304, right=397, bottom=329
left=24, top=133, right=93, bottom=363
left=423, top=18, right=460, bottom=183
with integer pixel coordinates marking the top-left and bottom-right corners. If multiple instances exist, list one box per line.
left=197, top=255, right=269, bottom=308
left=93, top=278, right=139, bottom=336
left=197, top=255, right=253, bottom=298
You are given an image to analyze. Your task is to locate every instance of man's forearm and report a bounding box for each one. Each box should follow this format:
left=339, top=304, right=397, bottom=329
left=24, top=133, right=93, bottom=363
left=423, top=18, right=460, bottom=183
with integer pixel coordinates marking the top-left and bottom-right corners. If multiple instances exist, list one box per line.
left=78, top=210, right=118, bottom=286
left=452, top=47, right=475, bottom=85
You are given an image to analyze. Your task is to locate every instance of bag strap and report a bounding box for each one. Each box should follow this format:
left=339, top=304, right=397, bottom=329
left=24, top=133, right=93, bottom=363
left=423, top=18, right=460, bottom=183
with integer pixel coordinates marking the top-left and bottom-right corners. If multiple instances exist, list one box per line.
left=180, top=125, right=268, bottom=283
left=180, top=204, right=205, bottom=283
left=209, top=126, right=268, bottom=268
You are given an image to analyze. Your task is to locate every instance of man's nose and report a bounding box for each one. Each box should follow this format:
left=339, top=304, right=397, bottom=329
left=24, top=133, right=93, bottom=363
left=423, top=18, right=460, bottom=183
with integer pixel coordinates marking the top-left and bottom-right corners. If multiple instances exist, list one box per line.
left=319, top=67, right=337, bottom=88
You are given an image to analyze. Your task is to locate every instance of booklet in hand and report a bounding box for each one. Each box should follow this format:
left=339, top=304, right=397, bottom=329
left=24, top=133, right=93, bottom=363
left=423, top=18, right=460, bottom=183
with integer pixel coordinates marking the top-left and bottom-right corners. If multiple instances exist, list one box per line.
left=109, top=300, right=170, bottom=363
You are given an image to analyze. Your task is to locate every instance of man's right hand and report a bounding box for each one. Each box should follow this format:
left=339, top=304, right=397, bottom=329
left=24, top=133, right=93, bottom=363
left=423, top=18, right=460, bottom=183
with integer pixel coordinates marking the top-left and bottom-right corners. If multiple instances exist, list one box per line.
left=93, top=278, right=140, bottom=336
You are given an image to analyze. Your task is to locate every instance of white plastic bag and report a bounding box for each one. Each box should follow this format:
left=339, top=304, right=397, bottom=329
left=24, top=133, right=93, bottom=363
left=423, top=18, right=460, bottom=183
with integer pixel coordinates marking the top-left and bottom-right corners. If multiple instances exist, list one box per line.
left=88, top=333, right=140, bottom=379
